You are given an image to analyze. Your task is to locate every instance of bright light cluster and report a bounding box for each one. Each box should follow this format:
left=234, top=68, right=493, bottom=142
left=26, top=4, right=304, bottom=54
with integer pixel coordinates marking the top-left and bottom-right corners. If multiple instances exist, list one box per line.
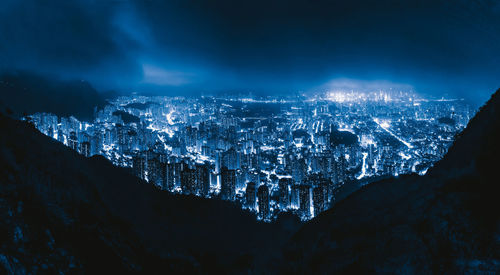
left=324, top=90, right=417, bottom=103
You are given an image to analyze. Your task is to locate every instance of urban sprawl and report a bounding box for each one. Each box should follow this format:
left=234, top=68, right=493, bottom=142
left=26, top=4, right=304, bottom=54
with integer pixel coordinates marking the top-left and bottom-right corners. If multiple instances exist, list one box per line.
left=26, top=90, right=474, bottom=221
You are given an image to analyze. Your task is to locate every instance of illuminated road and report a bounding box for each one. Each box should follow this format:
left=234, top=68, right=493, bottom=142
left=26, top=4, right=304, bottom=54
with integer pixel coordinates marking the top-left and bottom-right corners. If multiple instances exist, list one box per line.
left=373, top=118, right=413, bottom=149
left=356, top=152, right=368, bottom=180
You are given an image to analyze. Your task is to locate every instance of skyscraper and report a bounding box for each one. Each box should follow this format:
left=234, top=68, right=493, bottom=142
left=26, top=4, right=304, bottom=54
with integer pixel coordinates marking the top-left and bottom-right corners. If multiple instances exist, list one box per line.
left=147, top=157, right=161, bottom=187
left=160, top=162, right=175, bottom=191
left=257, top=184, right=270, bottom=220
left=313, top=185, right=327, bottom=217
left=222, top=147, right=239, bottom=170
left=292, top=157, right=307, bottom=183
left=335, top=156, right=348, bottom=183
left=220, top=166, right=236, bottom=200
left=299, top=184, right=311, bottom=219
left=196, top=162, right=210, bottom=197
left=181, top=167, right=196, bottom=195
left=132, top=154, right=146, bottom=180
left=320, top=177, right=334, bottom=205
left=278, top=178, right=292, bottom=210
left=245, top=181, right=257, bottom=210
left=79, top=141, right=91, bottom=157
left=68, top=131, right=78, bottom=152
left=57, top=128, right=64, bottom=143
left=173, top=162, right=182, bottom=187
left=290, top=183, right=300, bottom=209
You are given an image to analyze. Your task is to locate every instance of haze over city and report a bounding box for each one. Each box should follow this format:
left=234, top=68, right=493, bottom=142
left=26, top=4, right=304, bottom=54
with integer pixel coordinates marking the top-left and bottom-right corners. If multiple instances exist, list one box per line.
left=1, top=0, right=500, bottom=273
left=1, top=0, right=500, bottom=104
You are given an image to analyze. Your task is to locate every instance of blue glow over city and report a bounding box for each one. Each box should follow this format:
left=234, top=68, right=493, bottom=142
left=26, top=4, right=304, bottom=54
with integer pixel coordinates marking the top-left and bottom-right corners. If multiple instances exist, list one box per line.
left=2, top=0, right=500, bottom=272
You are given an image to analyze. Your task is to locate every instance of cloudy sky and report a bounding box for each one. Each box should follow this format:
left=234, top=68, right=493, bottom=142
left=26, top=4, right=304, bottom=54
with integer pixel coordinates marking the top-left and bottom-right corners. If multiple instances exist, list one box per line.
left=1, top=0, right=499, bottom=103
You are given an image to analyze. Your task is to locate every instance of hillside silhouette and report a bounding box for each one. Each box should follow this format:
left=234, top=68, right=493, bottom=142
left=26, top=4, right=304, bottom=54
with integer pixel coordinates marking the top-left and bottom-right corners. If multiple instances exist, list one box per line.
left=0, top=72, right=107, bottom=121
left=0, top=113, right=300, bottom=273
left=1, top=88, right=500, bottom=273
left=282, top=89, right=500, bottom=273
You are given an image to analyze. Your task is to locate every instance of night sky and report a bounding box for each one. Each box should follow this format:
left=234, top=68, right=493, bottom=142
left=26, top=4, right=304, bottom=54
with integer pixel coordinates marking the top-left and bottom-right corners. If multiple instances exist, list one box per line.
left=1, top=0, right=499, bottom=104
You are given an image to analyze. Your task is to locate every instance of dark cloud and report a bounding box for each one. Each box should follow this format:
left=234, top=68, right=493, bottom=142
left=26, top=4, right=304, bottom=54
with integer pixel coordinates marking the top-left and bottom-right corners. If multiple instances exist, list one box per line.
left=0, top=0, right=499, bottom=103
left=0, top=0, right=141, bottom=87
left=132, top=1, right=499, bottom=70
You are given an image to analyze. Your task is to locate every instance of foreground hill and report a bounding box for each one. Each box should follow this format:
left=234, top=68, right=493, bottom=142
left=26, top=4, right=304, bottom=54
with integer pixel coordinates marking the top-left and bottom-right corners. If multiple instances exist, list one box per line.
left=2, top=86, right=500, bottom=274
left=0, top=114, right=299, bottom=273
left=282, top=89, right=500, bottom=273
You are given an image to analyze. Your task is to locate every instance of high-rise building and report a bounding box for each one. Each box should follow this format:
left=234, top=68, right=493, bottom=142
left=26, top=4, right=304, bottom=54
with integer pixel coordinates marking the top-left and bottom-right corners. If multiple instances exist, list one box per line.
left=245, top=181, right=257, bottom=210
left=292, top=157, right=307, bottom=183
left=80, top=141, right=91, bottom=157
left=147, top=157, right=161, bottom=187
left=68, top=131, right=78, bottom=152
left=299, top=184, right=311, bottom=219
left=195, top=162, right=210, bottom=197
left=290, top=183, right=300, bottom=209
left=313, top=185, right=327, bottom=217
left=132, top=154, right=146, bottom=180
left=180, top=167, right=197, bottom=195
left=334, top=156, right=348, bottom=183
left=257, top=184, right=270, bottom=220
left=160, top=162, right=175, bottom=191
left=278, top=178, right=292, bottom=210
left=220, top=166, right=236, bottom=200
left=173, top=162, right=182, bottom=187
left=320, top=177, right=334, bottom=205
left=57, top=129, right=64, bottom=143
left=222, top=147, right=239, bottom=170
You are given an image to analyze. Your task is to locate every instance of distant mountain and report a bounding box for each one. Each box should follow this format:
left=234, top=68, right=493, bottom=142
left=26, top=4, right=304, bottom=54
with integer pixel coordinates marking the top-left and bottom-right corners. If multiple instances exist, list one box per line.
left=112, top=110, right=140, bottom=124
left=0, top=72, right=107, bottom=121
left=281, top=89, right=500, bottom=273
left=0, top=113, right=300, bottom=273
left=123, top=102, right=158, bottom=110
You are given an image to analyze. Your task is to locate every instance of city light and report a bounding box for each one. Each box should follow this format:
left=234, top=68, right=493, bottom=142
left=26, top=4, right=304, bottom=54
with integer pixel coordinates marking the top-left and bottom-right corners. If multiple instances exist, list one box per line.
left=25, top=90, right=473, bottom=221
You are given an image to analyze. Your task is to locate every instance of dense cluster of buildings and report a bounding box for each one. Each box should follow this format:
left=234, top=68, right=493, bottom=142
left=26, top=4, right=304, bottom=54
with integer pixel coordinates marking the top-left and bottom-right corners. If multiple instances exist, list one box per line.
left=26, top=90, right=473, bottom=221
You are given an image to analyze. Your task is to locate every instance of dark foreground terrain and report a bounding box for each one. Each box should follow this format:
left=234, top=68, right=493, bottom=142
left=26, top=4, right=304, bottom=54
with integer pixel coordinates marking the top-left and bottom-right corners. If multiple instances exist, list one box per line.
left=283, top=89, right=500, bottom=273
left=1, top=88, right=500, bottom=274
left=0, top=112, right=300, bottom=273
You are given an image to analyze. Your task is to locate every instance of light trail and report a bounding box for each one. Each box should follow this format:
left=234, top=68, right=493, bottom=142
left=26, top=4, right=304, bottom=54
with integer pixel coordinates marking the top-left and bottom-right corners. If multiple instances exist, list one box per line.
left=373, top=118, right=413, bottom=149
left=357, top=152, right=368, bottom=180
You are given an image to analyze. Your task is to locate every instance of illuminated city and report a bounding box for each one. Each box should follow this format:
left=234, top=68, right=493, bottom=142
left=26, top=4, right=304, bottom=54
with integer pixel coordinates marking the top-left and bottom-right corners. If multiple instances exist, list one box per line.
left=2, top=0, right=500, bottom=272
left=25, top=89, right=474, bottom=221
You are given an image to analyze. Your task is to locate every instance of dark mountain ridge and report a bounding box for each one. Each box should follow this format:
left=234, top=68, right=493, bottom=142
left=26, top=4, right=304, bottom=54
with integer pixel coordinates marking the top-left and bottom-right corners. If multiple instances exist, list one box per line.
left=1, top=86, right=500, bottom=273
left=0, top=113, right=300, bottom=273
left=0, top=72, right=107, bottom=121
left=282, top=89, right=500, bottom=273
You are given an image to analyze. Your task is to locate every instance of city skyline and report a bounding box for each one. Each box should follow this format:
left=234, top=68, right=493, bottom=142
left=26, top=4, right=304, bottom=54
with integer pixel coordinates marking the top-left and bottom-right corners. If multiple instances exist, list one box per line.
left=25, top=89, right=474, bottom=221
left=1, top=1, right=499, bottom=272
